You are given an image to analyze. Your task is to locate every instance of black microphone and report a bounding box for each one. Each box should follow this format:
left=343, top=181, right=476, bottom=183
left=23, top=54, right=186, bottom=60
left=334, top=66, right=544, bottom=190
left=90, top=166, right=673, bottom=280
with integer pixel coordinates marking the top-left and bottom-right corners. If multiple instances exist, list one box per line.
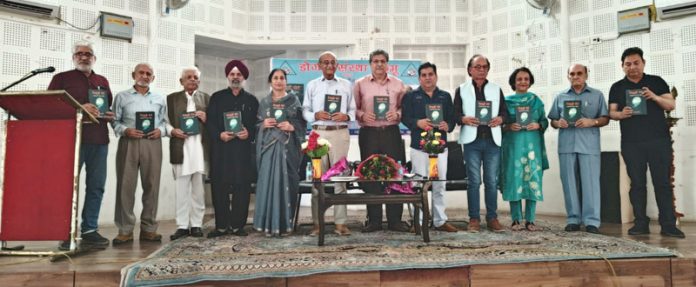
left=30, top=66, right=56, bottom=75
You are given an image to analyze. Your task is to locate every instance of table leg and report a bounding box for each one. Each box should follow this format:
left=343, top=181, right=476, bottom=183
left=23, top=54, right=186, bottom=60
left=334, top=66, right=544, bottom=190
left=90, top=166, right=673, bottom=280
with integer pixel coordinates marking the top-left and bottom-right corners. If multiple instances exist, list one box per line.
left=421, top=182, right=431, bottom=243
left=315, top=182, right=326, bottom=246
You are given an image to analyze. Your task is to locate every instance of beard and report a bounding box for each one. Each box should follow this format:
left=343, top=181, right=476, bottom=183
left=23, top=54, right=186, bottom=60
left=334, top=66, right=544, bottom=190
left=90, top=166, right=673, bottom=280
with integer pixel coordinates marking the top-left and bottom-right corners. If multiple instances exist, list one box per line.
left=74, top=61, right=92, bottom=73
left=228, top=79, right=243, bottom=89
left=135, top=80, right=150, bottom=88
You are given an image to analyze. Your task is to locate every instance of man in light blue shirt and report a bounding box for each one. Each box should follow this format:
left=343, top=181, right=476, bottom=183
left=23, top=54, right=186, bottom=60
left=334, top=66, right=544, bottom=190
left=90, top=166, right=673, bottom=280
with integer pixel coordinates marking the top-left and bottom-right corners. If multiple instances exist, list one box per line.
left=111, top=63, right=168, bottom=245
left=302, top=51, right=356, bottom=236
left=547, top=64, right=609, bottom=234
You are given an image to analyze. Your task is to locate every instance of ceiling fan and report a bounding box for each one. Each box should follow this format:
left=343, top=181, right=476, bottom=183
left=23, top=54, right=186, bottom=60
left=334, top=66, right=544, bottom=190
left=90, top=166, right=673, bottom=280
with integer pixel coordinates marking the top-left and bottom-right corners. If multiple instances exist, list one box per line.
left=162, top=0, right=190, bottom=16
left=526, top=0, right=557, bottom=16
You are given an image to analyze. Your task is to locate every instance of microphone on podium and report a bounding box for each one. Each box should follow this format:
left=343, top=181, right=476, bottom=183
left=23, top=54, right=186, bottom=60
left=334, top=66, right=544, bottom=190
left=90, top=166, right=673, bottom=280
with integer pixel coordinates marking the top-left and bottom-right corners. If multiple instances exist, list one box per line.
left=30, top=66, right=56, bottom=75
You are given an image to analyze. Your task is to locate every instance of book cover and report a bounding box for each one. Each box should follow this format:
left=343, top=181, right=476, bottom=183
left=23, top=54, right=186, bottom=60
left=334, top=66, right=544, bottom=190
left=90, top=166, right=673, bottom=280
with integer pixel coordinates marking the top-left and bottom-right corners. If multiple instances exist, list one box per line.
left=516, top=106, right=532, bottom=128
left=324, top=94, right=342, bottom=114
left=475, top=101, right=492, bottom=125
left=179, top=112, right=199, bottom=135
left=563, top=100, right=582, bottom=125
left=286, top=83, right=304, bottom=104
left=271, top=103, right=286, bottom=122
left=373, top=96, right=389, bottom=120
left=135, top=111, right=155, bottom=134
left=88, top=89, right=108, bottom=115
left=426, top=103, right=443, bottom=125
left=625, top=89, right=647, bottom=115
left=223, top=111, right=242, bottom=133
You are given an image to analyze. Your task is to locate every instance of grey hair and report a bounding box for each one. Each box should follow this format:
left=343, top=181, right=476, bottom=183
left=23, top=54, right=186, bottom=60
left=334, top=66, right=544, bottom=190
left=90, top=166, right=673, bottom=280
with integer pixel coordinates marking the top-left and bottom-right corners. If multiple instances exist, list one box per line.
left=180, top=66, right=201, bottom=79
left=72, top=40, right=95, bottom=54
left=133, top=63, right=154, bottom=73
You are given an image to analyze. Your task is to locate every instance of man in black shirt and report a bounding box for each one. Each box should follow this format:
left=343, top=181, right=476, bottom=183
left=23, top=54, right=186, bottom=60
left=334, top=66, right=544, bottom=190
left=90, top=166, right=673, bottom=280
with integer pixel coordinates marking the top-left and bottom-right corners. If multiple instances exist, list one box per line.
left=608, top=47, right=684, bottom=238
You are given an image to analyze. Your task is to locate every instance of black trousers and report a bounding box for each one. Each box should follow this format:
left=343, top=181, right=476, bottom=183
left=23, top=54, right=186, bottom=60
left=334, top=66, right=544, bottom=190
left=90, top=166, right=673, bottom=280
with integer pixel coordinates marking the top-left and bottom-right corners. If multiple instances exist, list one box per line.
left=358, top=125, right=405, bottom=225
left=621, top=138, right=676, bottom=227
left=211, top=182, right=251, bottom=230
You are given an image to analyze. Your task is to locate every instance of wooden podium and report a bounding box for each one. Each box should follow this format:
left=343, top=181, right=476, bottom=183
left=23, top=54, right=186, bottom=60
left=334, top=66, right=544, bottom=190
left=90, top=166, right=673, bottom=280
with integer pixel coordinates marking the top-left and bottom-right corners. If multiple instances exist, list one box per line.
left=0, top=90, right=96, bottom=256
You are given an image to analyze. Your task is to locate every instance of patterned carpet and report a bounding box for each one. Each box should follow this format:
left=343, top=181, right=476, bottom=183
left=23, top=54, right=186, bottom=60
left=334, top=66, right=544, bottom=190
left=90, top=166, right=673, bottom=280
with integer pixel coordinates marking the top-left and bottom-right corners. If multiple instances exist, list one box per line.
left=120, top=223, right=678, bottom=287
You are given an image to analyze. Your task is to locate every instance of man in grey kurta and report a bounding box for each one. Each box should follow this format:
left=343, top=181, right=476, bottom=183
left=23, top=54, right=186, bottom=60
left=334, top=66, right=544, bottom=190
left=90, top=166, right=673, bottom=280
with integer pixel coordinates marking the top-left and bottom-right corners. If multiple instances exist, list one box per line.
left=547, top=64, right=609, bottom=234
left=111, top=63, right=168, bottom=244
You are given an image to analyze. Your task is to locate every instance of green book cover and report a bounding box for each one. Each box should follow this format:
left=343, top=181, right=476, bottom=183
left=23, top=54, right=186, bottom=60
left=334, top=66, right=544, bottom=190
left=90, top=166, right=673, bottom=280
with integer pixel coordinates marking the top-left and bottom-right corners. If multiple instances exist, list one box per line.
left=516, top=106, right=532, bottom=128
left=271, top=103, right=286, bottom=122
left=179, top=112, right=199, bottom=135
left=324, top=94, right=342, bottom=114
left=135, top=111, right=155, bottom=134
left=374, top=96, right=389, bottom=120
left=475, top=101, right=492, bottom=125
left=563, top=100, right=582, bottom=125
left=88, top=89, right=108, bottom=115
left=223, top=111, right=242, bottom=133
left=626, top=89, right=647, bottom=115
left=286, top=83, right=304, bottom=104
left=426, top=103, right=442, bottom=125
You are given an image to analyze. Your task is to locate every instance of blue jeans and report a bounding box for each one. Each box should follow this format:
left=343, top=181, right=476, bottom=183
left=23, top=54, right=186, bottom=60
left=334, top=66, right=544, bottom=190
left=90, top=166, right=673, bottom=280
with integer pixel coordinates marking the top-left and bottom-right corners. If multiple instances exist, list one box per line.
left=464, top=138, right=501, bottom=220
left=79, top=144, right=108, bottom=234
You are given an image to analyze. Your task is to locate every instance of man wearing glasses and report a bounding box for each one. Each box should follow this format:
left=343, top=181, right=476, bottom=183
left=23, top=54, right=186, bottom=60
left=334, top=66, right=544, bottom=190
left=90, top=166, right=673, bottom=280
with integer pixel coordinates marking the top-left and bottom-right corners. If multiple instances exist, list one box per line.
left=453, top=54, right=508, bottom=233
left=48, top=41, right=114, bottom=249
left=302, top=51, right=356, bottom=236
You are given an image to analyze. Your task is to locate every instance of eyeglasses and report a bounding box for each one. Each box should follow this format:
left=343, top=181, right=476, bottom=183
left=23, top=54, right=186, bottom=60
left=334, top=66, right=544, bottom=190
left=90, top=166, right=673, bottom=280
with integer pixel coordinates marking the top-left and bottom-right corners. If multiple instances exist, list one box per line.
left=569, top=72, right=584, bottom=76
left=472, top=65, right=489, bottom=70
left=320, top=61, right=337, bottom=66
left=73, top=52, right=94, bottom=58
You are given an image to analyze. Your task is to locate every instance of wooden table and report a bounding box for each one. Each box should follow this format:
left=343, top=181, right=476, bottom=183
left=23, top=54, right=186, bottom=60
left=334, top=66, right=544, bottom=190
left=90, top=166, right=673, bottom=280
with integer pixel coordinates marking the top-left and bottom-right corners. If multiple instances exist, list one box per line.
left=313, top=177, right=432, bottom=246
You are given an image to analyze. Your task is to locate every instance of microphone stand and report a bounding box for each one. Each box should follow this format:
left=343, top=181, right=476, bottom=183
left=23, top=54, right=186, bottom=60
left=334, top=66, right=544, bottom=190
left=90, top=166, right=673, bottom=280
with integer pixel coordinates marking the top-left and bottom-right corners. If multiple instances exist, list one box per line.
left=1, top=71, right=41, bottom=92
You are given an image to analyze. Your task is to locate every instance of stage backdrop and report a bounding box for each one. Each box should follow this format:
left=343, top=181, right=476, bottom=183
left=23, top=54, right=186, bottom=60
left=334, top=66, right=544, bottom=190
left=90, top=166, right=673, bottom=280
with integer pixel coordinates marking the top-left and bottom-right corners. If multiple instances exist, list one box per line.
left=271, top=58, right=421, bottom=134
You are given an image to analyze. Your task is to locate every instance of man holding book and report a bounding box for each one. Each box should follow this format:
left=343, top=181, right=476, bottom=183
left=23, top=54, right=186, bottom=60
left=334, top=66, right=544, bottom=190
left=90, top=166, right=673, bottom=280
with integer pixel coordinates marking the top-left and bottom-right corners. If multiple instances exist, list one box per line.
left=608, top=47, right=684, bottom=238
left=205, top=60, right=259, bottom=238
left=401, top=62, right=458, bottom=232
left=111, top=63, right=168, bottom=244
left=353, top=49, right=410, bottom=233
left=547, top=64, right=609, bottom=234
left=453, top=54, right=507, bottom=233
left=48, top=41, right=113, bottom=249
left=165, top=67, right=210, bottom=240
left=302, top=51, right=356, bottom=236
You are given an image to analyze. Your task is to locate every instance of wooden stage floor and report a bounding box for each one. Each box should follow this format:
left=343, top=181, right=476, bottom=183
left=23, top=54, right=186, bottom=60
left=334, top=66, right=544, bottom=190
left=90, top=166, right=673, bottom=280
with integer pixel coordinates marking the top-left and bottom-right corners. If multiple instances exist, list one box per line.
left=0, top=209, right=694, bottom=287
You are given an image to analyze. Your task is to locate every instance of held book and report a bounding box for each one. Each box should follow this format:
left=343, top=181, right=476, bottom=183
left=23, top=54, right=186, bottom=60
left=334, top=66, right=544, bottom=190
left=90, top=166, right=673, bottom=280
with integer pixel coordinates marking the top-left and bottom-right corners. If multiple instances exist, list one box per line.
left=475, top=101, right=492, bottom=125
left=374, top=96, right=389, bottom=120
left=179, top=112, right=200, bottom=135
left=271, top=103, right=287, bottom=122
left=223, top=111, right=242, bottom=133
left=515, top=106, right=532, bottom=128
left=88, top=89, right=108, bottom=116
left=562, top=100, right=582, bottom=125
left=426, top=103, right=443, bottom=125
left=135, top=111, right=155, bottom=134
left=324, top=94, right=342, bottom=114
left=626, top=89, right=647, bottom=115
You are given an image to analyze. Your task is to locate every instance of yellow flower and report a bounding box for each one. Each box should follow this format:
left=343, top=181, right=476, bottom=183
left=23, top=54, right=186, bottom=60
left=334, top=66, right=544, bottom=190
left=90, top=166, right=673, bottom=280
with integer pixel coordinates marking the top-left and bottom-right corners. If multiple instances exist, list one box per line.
left=434, top=132, right=441, bottom=137
left=431, top=140, right=439, bottom=145
left=301, top=142, right=308, bottom=149
left=421, top=132, right=427, bottom=137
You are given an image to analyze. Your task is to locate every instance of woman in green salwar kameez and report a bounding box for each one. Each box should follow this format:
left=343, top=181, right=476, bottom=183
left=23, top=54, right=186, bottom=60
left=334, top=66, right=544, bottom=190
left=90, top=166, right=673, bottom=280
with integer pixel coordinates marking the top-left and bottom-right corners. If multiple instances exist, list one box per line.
left=501, top=67, right=549, bottom=231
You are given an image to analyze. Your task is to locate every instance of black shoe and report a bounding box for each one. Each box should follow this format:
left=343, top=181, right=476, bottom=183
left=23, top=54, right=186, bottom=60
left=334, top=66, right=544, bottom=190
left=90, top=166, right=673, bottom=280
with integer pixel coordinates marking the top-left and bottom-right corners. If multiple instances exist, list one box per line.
left=190, top=227, right=203, bottom=237
left=564, top=224, right=580, bottom=232
left=207, top=229, right=228, bottom=238
left=58, top=240, right=71, bottom=251
left=660, top=226, right=685, bottom=238
left=81, top=231, right=110, bottom=248
left=388, top=222, right=411, bottom=232
left=361, top=223, right=383, bottom=233
left=232, top=228, right=248, bottom=236
left=170, top=228, right=190, bottom=241
left=585, top=225, right=600, bottom=234
left=628, top=224, right=650, bottom=235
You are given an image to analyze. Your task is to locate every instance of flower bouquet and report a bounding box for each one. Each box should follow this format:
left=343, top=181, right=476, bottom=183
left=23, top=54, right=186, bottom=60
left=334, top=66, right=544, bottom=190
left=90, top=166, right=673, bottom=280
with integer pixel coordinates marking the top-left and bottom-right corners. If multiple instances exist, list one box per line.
left=355, top=154, right=401, bottom=180
left=420, top=126, right=446, bottom=179
left=301, top=131, right=331, bottom=180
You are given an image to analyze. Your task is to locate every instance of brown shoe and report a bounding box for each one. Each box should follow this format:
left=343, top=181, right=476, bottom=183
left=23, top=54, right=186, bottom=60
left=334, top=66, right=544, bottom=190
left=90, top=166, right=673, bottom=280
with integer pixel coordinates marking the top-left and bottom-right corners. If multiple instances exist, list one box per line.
left=467, top=218, right=481, bottom=233
left=487, top=218, right=504, bottom=232
left=112, top=233, right=133, bottom=245
left=435, top=222, right=460, bottom=232
left=308, top=225, right=320, bottom=237
left=334, top=224, right=351, bottom=236
left=139, top=231, right=162, bottom=242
